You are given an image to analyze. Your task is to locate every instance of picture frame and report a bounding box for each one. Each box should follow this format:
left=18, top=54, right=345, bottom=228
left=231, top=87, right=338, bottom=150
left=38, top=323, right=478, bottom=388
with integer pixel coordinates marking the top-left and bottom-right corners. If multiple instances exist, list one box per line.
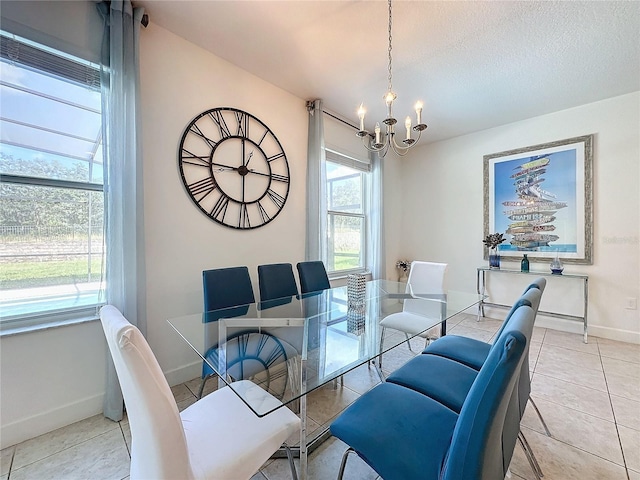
left=483, top=135, right=593, bottom=265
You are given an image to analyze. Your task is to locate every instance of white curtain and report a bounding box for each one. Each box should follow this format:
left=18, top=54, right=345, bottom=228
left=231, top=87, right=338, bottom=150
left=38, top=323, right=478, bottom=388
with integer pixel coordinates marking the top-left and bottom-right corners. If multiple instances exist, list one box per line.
left=305, top=100, right=328, bottom=262
left=368, top=152, right=386, bottom=280
left=98, top=0, right=147, bottom=422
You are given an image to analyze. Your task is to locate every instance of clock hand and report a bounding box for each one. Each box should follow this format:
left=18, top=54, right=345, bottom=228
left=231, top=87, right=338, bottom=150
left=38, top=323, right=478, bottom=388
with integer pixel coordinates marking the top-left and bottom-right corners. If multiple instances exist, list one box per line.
left=245, top=151, right=254, bottom=167
left=212, top=162, right=240, bottom=172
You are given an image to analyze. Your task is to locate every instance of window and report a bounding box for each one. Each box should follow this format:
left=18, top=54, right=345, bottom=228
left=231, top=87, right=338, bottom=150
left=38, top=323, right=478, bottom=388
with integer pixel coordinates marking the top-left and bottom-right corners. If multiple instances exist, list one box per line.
left=0, top=32, right=104, bottom=329
left=325, top=148, right=370, bottom=275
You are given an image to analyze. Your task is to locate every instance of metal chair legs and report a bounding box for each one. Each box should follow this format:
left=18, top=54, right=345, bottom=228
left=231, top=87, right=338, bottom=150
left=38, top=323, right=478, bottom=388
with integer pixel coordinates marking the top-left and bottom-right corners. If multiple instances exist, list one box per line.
left=529, top=396, right=552, bottom=436
left=337, top=447, right=356, bottom=480
left=283, top=444, right=298, bottom=480
left=405, top=332, right=414, bottom=352
left=197, top=375, right=210, bottom=399
left=518, top=431, right=544, bottom=479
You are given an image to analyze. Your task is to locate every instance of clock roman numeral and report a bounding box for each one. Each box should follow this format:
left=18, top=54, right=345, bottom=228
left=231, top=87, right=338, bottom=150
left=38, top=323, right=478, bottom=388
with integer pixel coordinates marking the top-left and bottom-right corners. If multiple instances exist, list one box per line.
left=187, top=176, right=217, bottom=200
left=210, top=194, right=230, bottom=221
left=189, top=124, right=218, bottom=150
left=209, top=110, right=231, bottom=139
left=267, top=152, right=285, bottom=162
left=270, top=173, right=289, bottom=183
left=257, top=129, right=269, bottom=146
left=235, top=111, right=249, bottom=137
left=257, top=201, right=271, bottom=224
left=239, top=203, right=250, bottom=229
left=266, top=188, right=286, bottom=209
left=181, top=148, right=210, bottom=167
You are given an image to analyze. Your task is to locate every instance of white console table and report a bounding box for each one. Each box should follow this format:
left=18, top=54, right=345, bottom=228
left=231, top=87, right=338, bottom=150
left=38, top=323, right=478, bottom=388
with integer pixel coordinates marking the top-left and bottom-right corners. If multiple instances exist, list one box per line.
left=477, top=267, right=589, bottom=343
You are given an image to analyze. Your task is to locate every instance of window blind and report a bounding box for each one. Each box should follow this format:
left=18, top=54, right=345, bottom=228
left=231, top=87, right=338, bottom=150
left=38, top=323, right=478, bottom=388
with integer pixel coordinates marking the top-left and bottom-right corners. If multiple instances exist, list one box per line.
left=0, top=32, right=100, bottom=90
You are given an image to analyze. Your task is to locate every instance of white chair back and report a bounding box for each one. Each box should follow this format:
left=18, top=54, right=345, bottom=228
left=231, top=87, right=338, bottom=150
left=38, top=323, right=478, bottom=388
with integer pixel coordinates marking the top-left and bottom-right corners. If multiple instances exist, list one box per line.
left=403, top=261, right=448, bottom=319
left=100, top=305, right=195, bottom=480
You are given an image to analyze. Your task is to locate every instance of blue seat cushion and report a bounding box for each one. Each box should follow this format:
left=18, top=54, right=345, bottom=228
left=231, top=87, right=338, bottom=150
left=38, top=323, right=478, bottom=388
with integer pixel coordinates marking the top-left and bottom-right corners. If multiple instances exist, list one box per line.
left=386, top=354, right=478, bottom=412
left=330, top=382, right=458, bottom=480
left=423, top=334, right=491, bottom=370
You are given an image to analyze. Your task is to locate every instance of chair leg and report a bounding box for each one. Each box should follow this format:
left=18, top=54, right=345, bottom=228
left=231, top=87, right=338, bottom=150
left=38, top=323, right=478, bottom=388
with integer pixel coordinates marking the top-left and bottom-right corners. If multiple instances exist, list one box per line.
left=372, top=360, right=385, bottom=382
left=283, top=443, right=298, bottom=480
left=197, top=375, right=209, bottom=399
left=518, top=431, right=543, bottom=479
left=337, top=447, right=355, bottom=480
left=404, top=332, right=414, bottom=352
left=529, top=396, right=552, bottom=437
left=377, top=327, right=386, bottom=370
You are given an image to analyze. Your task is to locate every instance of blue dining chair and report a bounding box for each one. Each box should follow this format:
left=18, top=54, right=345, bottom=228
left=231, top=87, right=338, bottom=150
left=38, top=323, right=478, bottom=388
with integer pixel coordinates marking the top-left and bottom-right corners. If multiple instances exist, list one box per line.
left=330, top=304, right=533, bottom=480
left=425, top=277, right=549, bottom=444
left=387, top=282, right=547, bottom=479
left=296, top=261, right=330, bottom=295
left=258, top=263, right=299, bottom=309
left=199, top=266, right=256, bottom=398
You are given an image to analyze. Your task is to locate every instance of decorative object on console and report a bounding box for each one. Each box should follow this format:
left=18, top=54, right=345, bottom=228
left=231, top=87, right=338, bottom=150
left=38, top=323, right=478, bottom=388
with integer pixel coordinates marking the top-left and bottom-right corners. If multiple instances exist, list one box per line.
left=347, top=273, right=367, bottom=313
left=355, top=0, right=427, bottom=158
left=550, top=251, right=564, bottom=274
left=521, top=254, right=530, bottom=273
left=483, top=233, right=505, bottom=270
left=178, top=107, right=290, bottom=230
left=396, top=259, right=411, bottom=281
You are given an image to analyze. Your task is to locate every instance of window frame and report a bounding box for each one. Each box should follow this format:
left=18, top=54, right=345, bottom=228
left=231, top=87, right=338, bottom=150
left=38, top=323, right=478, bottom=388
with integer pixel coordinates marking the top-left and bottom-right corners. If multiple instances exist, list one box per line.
left=0, top=31, right=105, bottom=333
left=324, top=147, right=371, bottom=277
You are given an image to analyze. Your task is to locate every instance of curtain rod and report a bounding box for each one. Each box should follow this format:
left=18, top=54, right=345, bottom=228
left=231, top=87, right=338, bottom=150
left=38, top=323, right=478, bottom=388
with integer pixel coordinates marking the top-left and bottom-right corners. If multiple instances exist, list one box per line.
left=322, top=109, right=358, bottom=132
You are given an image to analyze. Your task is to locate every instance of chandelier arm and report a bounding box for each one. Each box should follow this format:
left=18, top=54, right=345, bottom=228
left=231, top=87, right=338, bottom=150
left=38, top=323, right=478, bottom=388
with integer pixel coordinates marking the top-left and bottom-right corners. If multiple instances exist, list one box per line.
left=360, top=134, right=386, bottom=153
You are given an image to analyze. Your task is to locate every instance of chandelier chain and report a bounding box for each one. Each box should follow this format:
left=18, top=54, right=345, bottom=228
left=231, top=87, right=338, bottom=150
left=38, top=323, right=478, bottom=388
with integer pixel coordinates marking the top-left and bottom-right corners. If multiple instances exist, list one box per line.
left=387, top=0, right=393, bottom=93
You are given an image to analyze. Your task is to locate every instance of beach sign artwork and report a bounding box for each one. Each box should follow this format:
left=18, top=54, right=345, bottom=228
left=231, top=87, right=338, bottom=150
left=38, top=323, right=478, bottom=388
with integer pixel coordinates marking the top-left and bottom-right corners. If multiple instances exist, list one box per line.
left=494, top=149, right=578, bottom=253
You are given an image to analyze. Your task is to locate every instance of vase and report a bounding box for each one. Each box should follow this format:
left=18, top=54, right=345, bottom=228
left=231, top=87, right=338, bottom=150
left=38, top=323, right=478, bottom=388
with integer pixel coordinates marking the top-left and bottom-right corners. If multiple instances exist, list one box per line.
left=398, top=271, right=408, bottom=282
left=521, top=254, right=530, bottom=273
left=489, top=248, right=501, bottom=269
left=550, top=251, right=564, bottom=274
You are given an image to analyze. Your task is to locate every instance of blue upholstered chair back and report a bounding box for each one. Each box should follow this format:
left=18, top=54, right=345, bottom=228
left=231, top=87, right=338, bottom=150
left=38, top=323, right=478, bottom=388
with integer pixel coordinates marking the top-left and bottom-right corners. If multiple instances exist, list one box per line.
left=493, top=278, right=545, bottom=341
left=296, top=261, right=330, bottom=294
left=442, top=305, right=535, bottom=480
left=258, top=263, right=299, bottom=305
left=202, top=266, right=255, bottom=312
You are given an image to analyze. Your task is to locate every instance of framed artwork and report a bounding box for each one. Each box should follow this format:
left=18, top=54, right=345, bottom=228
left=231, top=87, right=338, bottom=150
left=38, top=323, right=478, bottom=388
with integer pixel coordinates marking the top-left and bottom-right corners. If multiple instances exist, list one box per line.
left=483, top=135, right=593, bottom=264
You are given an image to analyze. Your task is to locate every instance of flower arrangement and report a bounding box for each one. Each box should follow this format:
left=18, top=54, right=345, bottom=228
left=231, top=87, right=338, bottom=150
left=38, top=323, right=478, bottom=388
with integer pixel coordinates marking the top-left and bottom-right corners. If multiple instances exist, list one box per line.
left=483, top=233, right=506, bottom=250
left=396, top=259, right=411, bottom=273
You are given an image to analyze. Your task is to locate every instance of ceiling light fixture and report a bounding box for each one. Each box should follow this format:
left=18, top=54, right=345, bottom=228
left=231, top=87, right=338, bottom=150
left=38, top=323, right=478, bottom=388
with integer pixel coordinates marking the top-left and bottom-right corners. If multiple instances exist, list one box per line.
left=356, top=0, right=427, bottom=158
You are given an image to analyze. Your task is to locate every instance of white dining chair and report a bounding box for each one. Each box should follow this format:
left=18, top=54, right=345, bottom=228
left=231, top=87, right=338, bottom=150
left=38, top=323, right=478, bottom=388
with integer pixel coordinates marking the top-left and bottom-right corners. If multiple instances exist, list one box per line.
left=378, top=261, right=448, bottom=371
left=100, top=305, right=300, bottom=480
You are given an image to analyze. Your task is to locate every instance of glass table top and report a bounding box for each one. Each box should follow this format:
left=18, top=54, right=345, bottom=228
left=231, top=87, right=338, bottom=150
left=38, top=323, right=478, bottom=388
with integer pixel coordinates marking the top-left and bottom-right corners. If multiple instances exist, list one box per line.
left=168, top=279, right=485, bottom=417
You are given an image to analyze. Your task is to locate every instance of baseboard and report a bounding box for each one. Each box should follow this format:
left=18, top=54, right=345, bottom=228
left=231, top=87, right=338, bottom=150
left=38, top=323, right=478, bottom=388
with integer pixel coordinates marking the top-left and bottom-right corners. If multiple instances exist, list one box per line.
left=1, top=362, right=203, bottom=450
left=164, top=360, right=201, bottom=388
left=1, top=393, right=104, bottom=449
left=482, top=306, right=640, bottom=344
left=587, top=324, right=640, bottom=345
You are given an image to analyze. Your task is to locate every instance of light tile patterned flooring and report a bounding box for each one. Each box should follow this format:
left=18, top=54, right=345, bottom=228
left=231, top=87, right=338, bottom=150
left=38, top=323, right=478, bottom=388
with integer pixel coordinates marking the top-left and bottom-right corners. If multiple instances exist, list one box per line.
left=2, top=313, right=639, bottom=480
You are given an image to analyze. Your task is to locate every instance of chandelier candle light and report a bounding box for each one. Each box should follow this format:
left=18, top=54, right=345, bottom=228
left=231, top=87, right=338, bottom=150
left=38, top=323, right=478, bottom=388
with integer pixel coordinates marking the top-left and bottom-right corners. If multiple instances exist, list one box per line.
left=356, top=0, right=428, bottom=158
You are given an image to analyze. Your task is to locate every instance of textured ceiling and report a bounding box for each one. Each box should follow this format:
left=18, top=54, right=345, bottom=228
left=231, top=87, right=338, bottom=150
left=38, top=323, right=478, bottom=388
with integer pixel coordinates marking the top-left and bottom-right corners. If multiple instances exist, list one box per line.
left=137, top=0, right=640, bottom=143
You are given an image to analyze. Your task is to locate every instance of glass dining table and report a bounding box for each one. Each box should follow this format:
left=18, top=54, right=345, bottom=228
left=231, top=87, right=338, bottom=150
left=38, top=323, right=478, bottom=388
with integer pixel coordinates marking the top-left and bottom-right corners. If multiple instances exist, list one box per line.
left=167, top=279, right=485, bottom=479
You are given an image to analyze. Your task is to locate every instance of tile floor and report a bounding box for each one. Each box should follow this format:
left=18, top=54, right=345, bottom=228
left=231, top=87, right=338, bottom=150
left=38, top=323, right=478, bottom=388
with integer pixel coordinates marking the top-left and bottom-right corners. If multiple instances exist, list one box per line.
left=2, top=313, right=639, bottom=480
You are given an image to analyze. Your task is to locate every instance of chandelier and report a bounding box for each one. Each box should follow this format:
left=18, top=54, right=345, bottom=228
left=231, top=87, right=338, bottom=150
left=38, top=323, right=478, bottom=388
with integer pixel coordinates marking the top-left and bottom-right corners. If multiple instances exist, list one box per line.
left=356, top=0, right=427, bottom=158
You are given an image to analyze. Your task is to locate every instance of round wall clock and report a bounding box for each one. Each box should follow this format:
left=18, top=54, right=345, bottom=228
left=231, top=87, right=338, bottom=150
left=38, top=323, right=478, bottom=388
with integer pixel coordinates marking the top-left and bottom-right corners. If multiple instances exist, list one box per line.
left=178, top=107, right=290, bottom=230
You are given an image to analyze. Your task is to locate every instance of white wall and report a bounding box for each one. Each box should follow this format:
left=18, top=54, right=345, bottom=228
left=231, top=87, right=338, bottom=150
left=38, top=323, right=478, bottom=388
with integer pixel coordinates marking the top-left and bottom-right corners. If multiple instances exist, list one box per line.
left=139, top=24, right=308, bottom=383
left=397, top=92, right=640, bottom=342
